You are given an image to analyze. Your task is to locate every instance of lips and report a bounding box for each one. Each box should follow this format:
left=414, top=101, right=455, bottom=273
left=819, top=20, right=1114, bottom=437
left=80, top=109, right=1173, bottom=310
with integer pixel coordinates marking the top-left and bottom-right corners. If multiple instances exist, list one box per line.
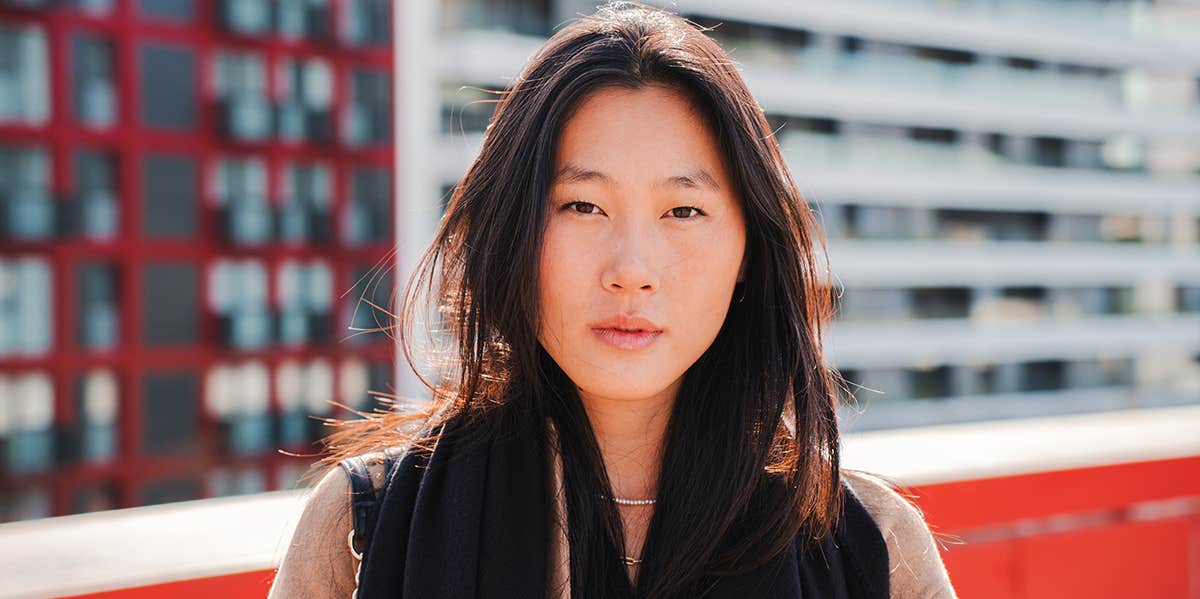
left=591, top=327, right=662, bottom=350
left=589, top=314, right=663, bottom=333
left=589, top=314, right=663, bottom=351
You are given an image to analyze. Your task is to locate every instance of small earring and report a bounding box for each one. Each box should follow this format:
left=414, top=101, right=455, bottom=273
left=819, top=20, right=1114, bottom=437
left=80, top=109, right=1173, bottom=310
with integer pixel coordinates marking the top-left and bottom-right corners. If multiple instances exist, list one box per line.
left=735, top=283, right=746, bottom=304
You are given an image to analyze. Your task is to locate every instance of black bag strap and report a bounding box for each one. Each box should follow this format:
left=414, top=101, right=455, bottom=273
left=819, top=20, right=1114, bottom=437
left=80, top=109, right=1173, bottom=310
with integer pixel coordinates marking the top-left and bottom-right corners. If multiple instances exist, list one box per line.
left=339, top=446, right=407, bottom=559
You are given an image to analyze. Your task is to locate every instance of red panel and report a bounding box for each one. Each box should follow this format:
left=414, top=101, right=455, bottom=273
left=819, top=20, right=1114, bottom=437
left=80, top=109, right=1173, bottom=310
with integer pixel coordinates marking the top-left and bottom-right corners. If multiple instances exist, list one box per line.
left=1019, top=517, right=1191, bottom=599
left=58, top=569, right=275, bottom=599
left=905, top=455, right=1200, bottom=532
left=940, top=539, right=1018, bottom=599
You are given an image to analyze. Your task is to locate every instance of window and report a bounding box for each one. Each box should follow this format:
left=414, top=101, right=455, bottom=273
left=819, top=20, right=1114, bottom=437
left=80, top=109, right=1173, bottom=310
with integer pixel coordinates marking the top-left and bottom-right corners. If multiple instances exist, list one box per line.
left=71, top=482, right=119, bottom=515
left=217, top=0, right=272, bottom=35
left=142, top=262, right=198, bottom=346
left=1022, top=360, right=1066, bottom=392
left=343, top=167, right=392, bottom=244
left=0, top=24, right=49, bottom=125
left=278, top=162, right=332, bottom=242
left=141, top=370, right=199, bottom=456
left=1, top=489, right=51, bottom=523
left=139, top=43, right=195, bottom=129
left=139, top=0, right=193, bottom=22
left=343, top=0, right=390, bottom=46
left=208, top=467, right=266, bottom=497
left=0, top=146, right=53, bottom=240
left=142, top=153, right=197, bottom=237
left=1178, top=286, right=1200, bottom=313
left=72, top=35, right=116, bottom=128
left=277, top=0, right=331, bottom=40
left=276, top=259, right=332, bottom=346
left=213, top=157, right=270, bottom=244
left=444, top=0, right=552, bottom=36
left=344, top=68, right=390, bottom=146
left=70, top=150, right=119, bottom=239
left=276, top=58, right=333, bottom=142
left=343, top=261, right=393, bottom=345
left=440, top=83, right=495, bottom=134
left=1, top=372, right=55, bottom=474
left=0, top=257, right=53, bottom=357
left=909, top=365, right=952, bottom=399
left=275, top=359, right=334, bottom=444
left=209, top=258, right=271, bottom=349
left=72, top=369, right=119, bottom=465
left=910, top=287, right=972, bottom=319
left=204, top=361, right=270, bottom=456
left=139, top=475, right=200, bottom=506
left=76, top=263, right=119, bottom=350
left=214, top=51, right=270, bottom=141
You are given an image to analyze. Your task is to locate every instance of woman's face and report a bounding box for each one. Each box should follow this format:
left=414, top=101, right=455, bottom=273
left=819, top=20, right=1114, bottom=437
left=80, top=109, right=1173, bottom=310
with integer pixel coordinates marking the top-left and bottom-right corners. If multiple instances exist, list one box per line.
left=538, top=84, right=747, bottom=405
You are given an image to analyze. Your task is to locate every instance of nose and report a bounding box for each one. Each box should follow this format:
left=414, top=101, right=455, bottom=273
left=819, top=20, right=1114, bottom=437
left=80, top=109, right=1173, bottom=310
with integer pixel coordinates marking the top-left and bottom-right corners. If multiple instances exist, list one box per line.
left=601, top=224, right=659, bottom=296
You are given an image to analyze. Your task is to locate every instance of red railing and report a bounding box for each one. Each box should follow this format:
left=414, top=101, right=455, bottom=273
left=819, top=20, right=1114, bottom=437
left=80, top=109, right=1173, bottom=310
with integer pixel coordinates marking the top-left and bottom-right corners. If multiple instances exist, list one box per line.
left=2, top=404, right=1198, bottom=599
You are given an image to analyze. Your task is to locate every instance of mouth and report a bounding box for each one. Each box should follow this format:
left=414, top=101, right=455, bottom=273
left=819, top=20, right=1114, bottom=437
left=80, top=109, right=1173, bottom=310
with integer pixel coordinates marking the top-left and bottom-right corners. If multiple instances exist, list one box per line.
left=591, top=327, right=663, bottom=351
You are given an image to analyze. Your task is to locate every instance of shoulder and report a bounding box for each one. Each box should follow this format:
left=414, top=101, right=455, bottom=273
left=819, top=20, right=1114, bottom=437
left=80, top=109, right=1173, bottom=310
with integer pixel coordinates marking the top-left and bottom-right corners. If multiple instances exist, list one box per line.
left=267, top=451, right=394, bottom=599
left=841, top=468, right=959, bottom=599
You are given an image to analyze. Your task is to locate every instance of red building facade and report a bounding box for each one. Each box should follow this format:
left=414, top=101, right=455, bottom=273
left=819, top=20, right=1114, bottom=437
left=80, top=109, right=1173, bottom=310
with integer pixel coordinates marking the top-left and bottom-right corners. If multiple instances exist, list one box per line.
left=0, top=0, right=394, bottom=522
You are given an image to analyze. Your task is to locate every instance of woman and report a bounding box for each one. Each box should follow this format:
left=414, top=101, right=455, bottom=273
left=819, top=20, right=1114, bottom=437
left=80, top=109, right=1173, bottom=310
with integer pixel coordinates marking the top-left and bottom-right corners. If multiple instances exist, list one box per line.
left=269, top=2, right=958, bottom=597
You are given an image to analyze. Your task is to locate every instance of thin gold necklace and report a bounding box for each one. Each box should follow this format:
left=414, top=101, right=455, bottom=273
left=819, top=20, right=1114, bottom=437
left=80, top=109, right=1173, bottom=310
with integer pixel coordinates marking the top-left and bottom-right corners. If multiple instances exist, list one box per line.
left=606, top=494, right=655, bottom=566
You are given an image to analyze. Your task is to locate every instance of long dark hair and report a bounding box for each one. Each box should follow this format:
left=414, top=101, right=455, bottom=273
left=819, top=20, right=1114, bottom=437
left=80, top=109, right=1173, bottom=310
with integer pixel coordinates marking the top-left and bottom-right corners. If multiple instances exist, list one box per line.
left=309, top=1, right=859, bottom=596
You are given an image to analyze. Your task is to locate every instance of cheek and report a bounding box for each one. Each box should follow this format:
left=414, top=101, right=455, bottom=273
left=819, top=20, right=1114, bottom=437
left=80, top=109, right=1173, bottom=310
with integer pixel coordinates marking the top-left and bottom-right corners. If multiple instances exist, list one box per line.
left=664, top=229, right=744, bottom=333
left=537, top=224, right=589, bottom=341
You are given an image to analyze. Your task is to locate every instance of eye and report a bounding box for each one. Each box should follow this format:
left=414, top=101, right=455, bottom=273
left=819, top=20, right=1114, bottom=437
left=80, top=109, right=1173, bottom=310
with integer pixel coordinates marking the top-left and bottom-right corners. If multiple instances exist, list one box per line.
left=666, top=206, right=707, bottom=220
left=561, top=201, right=604, bottom=215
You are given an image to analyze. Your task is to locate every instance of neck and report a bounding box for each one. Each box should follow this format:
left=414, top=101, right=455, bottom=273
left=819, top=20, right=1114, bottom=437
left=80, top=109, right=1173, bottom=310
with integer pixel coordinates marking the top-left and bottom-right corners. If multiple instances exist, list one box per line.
left=578, top=377, right=681, bottom=501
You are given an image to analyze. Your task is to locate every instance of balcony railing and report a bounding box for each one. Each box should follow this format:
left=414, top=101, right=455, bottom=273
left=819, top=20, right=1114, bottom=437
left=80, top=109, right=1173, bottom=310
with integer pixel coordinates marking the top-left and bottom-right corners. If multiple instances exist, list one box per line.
left=1, top=404, right=1198, bottom=598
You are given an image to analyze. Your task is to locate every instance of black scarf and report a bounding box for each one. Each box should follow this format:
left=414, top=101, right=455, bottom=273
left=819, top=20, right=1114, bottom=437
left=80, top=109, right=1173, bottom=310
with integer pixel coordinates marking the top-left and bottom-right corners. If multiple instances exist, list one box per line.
left=354, top=413, right=890, bottom=598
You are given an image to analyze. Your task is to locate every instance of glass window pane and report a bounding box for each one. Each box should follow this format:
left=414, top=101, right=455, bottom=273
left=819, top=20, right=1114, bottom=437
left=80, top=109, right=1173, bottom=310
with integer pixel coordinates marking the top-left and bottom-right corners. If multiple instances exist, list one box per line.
left=139, top=0, right=193, bottom=21
left=142, top=153, right=196, bottom=237
left=208, top=466, right=266, bottom=497
left=139, top=475, right=199, bottom=506
left=217, top=0, right=272, bottom=34
left=0, top=24, right=50, bottom=125
left=343, top=0, right=390, bottom=46
left=1, top=489, right=51, bottom=523
left=141, top=370, right=198, bottom=457
left=345, top=68, right=390, bottom=146
left=75, top=0, right=114, bottom=15
left=71, top=482, right=118, bottom=515
left=0, top=146, right=54, bottom=240
left=214, top=51, right=271, bottom=141
left=139, top=43, right=195, bottom=129
left=213, top=157, right=270, bottom=244
left=73, top=369, right=120, bottom=465
left=71, top=35, right=116, bottom=128
left=71, top=150, right=119, bottom=239
left=76, top=263, right=119, bottom=350
left=343, top=262, right=392, bottom=345
left=342, top=167, right=392, bottom=245
left=277, top=0, right=330, bottom=41
left=143, top=262, right=197, bottom=346
left=3, top=372, right=55, bottom=474
left=0, top=257, right=53, bottom=357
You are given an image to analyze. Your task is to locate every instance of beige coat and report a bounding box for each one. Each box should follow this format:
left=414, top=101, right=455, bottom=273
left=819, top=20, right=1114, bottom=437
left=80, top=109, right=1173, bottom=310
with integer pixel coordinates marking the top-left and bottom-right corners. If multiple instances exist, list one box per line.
left=269, top=428, right=959, bottom=599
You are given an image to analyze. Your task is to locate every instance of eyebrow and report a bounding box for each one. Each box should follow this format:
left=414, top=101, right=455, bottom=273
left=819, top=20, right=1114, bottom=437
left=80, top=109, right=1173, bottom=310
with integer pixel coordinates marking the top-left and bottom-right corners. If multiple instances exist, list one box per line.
left=552, top=163, right=722, bottom=192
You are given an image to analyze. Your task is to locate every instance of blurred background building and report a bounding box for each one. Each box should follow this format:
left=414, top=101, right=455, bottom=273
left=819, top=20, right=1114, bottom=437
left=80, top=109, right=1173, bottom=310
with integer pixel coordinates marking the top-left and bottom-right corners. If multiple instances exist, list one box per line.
left=1, top=0, right=1198, bottom=526
left=0, top=0, right=394, bottom=522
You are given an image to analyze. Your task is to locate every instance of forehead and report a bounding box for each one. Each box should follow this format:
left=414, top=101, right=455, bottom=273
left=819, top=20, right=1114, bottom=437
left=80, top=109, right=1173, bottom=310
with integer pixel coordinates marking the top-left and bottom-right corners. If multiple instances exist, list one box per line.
left=552, top=85, right=731, bottom=191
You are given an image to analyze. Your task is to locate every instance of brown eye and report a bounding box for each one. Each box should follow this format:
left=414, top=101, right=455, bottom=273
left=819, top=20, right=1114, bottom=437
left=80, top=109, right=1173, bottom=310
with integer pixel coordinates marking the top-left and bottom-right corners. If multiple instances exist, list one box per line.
left=668, top=206, right=705, bottom=219
left=564, top=201, right=601, bottom=215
